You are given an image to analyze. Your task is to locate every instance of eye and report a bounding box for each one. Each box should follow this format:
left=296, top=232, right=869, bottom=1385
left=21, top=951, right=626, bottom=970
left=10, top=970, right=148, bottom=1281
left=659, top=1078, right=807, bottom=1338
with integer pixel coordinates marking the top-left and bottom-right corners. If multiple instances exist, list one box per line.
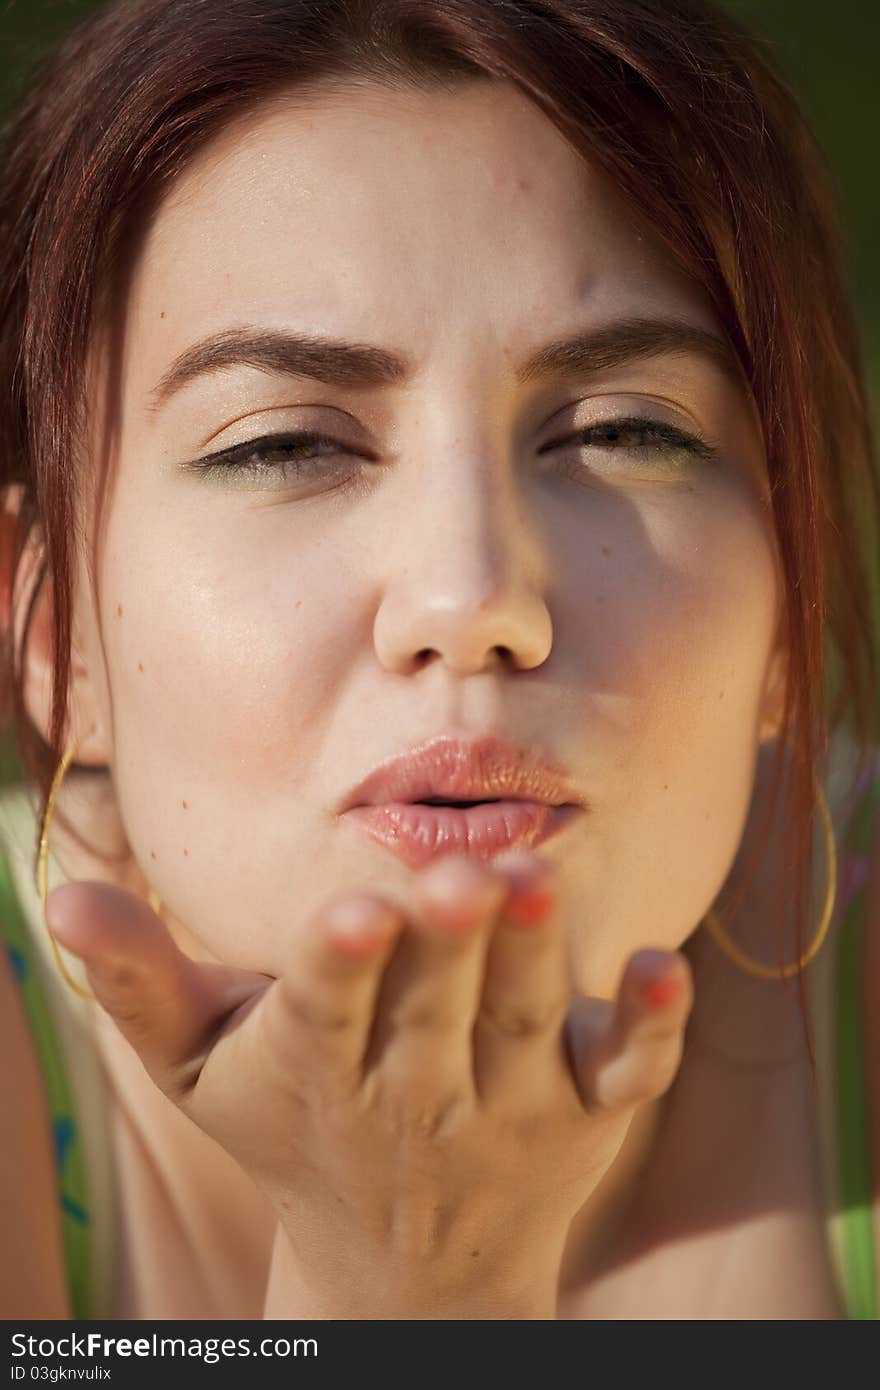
left=541, top=414, right=719, bottom=474
left=181, top=415, right=717, bottom=489
left=182, top=430, right=359, bottom=483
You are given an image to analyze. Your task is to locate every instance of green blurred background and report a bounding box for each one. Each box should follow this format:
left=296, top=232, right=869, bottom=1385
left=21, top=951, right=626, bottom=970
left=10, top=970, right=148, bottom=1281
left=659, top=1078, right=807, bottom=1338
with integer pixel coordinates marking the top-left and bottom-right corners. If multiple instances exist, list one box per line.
left=0, top=0, right=877, bottom=781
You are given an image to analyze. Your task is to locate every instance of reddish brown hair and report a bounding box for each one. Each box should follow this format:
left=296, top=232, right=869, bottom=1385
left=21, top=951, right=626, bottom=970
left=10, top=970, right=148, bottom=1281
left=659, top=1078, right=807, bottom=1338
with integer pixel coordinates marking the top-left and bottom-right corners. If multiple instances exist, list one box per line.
left=0, top=0, right=877, bottom=1041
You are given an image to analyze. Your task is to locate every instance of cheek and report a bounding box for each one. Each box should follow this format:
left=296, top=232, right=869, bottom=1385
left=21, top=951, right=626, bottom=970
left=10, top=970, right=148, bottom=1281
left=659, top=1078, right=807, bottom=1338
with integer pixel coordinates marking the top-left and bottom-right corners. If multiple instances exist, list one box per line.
left=98, top=507, right=359, bottom=950
left=561, top=485, right=779, bottom=995
left=562, top=481, right=778, bottom=754
left=106, top=509, right=356, bottom=750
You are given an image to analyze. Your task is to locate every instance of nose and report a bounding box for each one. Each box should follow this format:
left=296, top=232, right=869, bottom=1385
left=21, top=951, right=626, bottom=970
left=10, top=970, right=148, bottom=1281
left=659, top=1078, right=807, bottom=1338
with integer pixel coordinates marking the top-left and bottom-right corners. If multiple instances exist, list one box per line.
left=372, top=457, right=554, bottom=677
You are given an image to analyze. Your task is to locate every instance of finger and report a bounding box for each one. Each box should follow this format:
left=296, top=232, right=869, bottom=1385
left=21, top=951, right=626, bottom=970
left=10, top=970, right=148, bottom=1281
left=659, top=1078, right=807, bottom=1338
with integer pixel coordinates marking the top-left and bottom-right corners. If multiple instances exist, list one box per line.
left=46, top=881, right=265, bottom=1104
left=568, top=948, right=693, bottom=1112
left=258, top=889, right=406, bottom=1088
left=358, top=855, right=509, bottom=1101
left=472, top=851, right=570, bottom=1104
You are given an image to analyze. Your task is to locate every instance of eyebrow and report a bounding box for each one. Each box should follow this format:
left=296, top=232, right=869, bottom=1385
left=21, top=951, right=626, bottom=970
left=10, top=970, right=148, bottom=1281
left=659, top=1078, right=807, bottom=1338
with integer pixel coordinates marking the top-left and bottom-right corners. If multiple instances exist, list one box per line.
left=149, top=314, right=743, bottom=409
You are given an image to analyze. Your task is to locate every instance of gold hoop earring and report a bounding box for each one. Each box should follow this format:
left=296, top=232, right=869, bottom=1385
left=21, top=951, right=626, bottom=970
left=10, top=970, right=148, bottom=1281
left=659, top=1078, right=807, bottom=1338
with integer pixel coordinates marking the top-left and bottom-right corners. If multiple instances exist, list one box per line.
left=39, top=733, right=164, bottom=1002
left=703, top=773, right=837, bottom=981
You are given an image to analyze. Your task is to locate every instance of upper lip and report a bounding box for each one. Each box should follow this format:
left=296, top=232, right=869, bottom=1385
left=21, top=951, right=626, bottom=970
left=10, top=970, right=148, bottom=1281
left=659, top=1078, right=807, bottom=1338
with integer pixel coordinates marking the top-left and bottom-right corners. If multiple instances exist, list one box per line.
left=338, top=735, right=585, bottom=812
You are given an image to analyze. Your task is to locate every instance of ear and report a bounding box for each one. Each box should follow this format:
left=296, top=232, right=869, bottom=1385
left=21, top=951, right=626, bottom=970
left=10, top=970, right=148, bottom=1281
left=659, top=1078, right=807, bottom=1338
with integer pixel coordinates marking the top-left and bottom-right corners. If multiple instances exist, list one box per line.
left=3, top=485, right=112, bottom=768
left=757, top=610, right=789, bottom=745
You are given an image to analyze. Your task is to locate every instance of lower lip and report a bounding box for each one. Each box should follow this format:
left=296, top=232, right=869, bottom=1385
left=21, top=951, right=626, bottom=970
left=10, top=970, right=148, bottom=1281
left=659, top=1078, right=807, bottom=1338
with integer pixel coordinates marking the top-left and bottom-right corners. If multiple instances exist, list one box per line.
left=341, top=800, right=584, bottom=868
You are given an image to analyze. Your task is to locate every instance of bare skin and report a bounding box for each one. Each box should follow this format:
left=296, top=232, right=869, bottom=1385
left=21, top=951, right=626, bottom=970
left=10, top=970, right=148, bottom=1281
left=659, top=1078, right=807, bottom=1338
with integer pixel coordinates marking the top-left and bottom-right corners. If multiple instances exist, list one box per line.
left=6, top=77, right=857, bottom=1317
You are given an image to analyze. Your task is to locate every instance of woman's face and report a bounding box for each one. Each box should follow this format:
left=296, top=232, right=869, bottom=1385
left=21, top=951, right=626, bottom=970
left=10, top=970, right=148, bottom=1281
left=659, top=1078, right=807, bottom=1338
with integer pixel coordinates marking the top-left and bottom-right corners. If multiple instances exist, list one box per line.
left=63, top=78, right=785, bottom=997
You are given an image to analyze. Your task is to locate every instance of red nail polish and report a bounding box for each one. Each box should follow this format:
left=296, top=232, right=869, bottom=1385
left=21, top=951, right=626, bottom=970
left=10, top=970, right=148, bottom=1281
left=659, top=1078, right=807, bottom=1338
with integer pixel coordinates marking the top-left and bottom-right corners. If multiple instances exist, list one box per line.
left=640, top=976, right=682, bottom=1008
left=331, top=933, right=388, bottom=959
left=506, top=887, right=555, bottom=927
left=327, top=902, right=397, bottom=957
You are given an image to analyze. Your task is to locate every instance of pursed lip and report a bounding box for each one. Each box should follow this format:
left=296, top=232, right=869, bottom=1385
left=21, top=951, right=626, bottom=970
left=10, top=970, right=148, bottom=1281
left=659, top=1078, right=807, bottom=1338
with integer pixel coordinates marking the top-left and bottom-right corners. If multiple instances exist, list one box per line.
left=337, top=733, right=585, bottom=814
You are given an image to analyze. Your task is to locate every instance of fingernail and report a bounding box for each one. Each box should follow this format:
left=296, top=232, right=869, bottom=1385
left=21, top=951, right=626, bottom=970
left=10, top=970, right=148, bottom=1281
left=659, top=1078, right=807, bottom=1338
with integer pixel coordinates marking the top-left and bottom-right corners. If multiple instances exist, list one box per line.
left=421, top=857, right=504, bottom=931
left=506, top=885, right=556, bottom=927
left=326, top=899, right=399, bottom=957
left=330, top=933, right=392, bottom=959
left=640, top=976, right=683, bottom=1008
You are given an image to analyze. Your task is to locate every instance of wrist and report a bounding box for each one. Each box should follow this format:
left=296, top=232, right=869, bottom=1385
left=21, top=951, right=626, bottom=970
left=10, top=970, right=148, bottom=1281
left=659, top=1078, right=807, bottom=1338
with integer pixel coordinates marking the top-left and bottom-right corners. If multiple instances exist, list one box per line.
left=263, top=1222, right=560, bottom=1320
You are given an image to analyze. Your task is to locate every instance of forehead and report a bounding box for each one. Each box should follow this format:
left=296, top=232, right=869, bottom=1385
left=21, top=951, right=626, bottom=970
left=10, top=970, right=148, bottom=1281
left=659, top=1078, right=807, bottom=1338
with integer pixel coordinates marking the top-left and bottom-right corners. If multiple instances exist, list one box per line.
left=122, top=78, right=721, bottom=389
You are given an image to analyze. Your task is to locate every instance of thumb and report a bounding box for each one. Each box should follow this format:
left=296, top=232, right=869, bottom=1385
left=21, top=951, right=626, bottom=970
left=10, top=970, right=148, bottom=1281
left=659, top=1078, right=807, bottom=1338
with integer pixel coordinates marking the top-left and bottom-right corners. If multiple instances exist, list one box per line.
left=46, top=881, right=269, bottom=1105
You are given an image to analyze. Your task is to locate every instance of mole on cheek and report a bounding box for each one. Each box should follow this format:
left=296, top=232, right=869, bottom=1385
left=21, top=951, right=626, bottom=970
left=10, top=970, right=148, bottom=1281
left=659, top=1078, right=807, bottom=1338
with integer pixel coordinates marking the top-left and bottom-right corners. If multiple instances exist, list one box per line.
left=601, top=545, right=611, bottom=557
left=116, top=604, right=123, bottom=617
left=137, top=662, right=144, bottom=672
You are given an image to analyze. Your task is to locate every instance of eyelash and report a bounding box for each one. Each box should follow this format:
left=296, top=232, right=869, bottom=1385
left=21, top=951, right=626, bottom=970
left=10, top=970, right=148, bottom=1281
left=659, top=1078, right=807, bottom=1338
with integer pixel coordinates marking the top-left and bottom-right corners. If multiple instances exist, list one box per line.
left=185, top=414, right=718, bottom=483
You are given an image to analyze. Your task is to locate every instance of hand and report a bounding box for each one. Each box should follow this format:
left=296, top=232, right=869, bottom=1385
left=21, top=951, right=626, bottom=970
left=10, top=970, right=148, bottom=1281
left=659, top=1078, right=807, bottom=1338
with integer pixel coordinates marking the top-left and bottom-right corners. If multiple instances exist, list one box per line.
left=46, top=850, right=693, bottom=1318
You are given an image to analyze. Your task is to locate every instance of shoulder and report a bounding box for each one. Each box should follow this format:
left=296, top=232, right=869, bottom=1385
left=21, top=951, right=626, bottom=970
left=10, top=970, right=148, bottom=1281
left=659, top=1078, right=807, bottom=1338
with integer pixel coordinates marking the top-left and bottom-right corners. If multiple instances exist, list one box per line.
left=0, top=935, right=71, bottom=1316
